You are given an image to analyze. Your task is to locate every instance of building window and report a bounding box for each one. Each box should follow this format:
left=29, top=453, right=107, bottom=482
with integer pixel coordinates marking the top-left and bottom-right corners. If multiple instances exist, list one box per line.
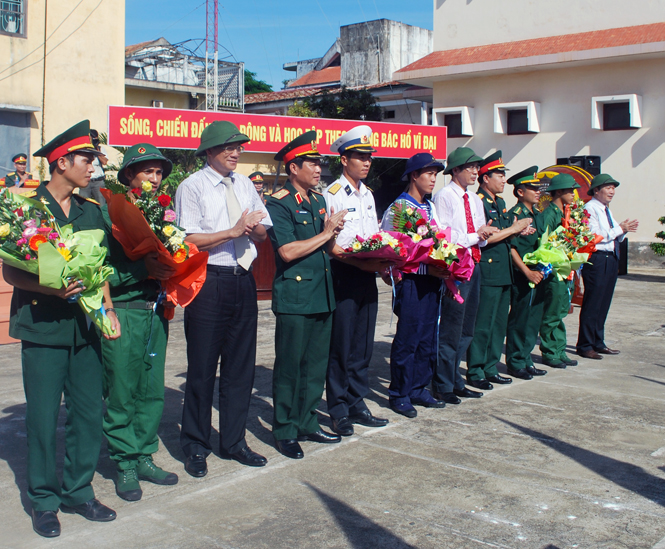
left=432, top=106, right=474, bottom=137
left=494, top=101, right=540, bottom=134
left=592, top=94, right=642, bottom=130
left=0, top=0, right=26, bottom=38
left=383, top=110, right=395, bottom=119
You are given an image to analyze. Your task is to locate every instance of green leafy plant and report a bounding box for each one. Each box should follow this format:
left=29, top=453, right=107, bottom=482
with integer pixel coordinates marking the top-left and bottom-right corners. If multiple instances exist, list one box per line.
left=651, top=216, right=665, bottom=256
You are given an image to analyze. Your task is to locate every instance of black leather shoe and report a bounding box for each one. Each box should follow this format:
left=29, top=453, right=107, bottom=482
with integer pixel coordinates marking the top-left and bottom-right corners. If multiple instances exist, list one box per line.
left=454, top=387, right=483, bottom=398
left=220, top=446, right=267, bottom=467
left=31, top=509, right=60, bottom=538
left=577, top=349, right=602, bottom=360
left=434, top=392, right=462, bottom=405
left=411, top=396, right=446, bottom=408
left=297, top=430, right=341, bottom=444
left=542, top=357, right=567, bottom=368
left=389, top=402, right=417, bottom=418
left=507, top=368, right=533, bottom=380
left=487, top=374, right=513, bottom=385
left=331, top=416, right=354, bottom=436
left=275, top=439, right=304, bottom=459
left=184, top=454, right=207, bottom=478
left=349, top=409, right=389, bottom=427
left=526, top=365, right=547, bottom=376
left=560, top=356, right=578, bottom=366
left=596, top=347, right=620, bottom=355
left=467, top=378, right=493, bottom=391
left=60, top=499, right=116, bottom=522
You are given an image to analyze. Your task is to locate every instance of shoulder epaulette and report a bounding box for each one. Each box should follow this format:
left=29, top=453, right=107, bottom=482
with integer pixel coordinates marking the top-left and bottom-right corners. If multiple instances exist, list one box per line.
left=477, top=192, right=484, bottom=199
left=311, top=189, right=322, bottom=195
left=21, top=190, right=37, bottom=198
left=272, top=188, right=290, bottom=200
left=84, top=197, right=101, bottom=206
left=514, top=206, right=522, bottom=215
left=327, top=183, right=342, bottom=195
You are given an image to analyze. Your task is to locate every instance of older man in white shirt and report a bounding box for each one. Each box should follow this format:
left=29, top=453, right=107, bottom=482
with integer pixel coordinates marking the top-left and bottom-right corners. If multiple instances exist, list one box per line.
left=176, top=121, right=272, bottom=475
left=576, top=174, right=638, bottom=360
left=431, top=147, right=497, bottom=404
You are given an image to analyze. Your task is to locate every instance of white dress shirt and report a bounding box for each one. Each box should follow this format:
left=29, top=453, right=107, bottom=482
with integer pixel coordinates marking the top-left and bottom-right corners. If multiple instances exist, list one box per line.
left=175, top=163, right=272, bottom=266
left=584, top=197, right=625, bottom=253
left=432, top=182, right=487, bottom=249
left=323, top=174, right=379, bottom=249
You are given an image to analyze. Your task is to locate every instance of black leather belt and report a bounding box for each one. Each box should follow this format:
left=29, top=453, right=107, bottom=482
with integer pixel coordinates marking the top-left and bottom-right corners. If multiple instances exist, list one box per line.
left=207, top=264, right=253, bottom=275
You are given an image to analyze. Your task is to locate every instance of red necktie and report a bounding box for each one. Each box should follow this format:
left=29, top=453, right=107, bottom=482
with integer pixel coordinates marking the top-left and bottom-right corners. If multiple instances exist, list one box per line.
left=463, top=192, right=481, bottom=263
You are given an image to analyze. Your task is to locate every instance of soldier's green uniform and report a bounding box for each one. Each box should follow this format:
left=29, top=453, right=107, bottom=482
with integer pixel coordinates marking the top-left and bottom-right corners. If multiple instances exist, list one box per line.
left=2, top=153, right=38, bottom=188
left=505, top=167, right=546, bottom=373
left=10, top=174, right=108, bottom=511
left=537, top=174, right=580, bottom=365
left=466, top=152, right=514, bottom=381
left=266, top=180, right=335, bottom=440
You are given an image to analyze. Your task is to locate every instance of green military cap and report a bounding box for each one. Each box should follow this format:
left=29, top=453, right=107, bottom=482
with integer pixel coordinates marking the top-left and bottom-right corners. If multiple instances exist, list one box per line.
left=249, top=171, right=264, bottom=183
left=547, top=173, right=581, bottom=192
left=478, top=150, right=508, bottom=178
left=34, top=120, right=103, bottom=164
left=274, top=130, right=321, bottom=166
left=118, top=143, right=173, bottom=185
left=508, top=166, right=541, bottom=187
left=195, top=121, right=250, bottom=157
left=443, top=146, right=483, bottom=175
left=12, top=153, right=28, bottom=163
left=588, top=173, right=620, bottom=196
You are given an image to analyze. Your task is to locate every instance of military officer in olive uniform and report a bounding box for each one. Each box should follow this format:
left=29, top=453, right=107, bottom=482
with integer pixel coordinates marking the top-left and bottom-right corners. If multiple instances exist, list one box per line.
left=249, top=171, right=266, bottom=202
left=2, top=121, right=121, bottom=537
left=538, top=173, right=580, bottom=369
left=466, top=151, right=534, bottom=390
left=505, top=167, right=548, bottom=379
left=266, top=131, right=347, bottom=460
left=2, top=153, right=39, bottom=189
left=102, top=144, right=178, bottom=502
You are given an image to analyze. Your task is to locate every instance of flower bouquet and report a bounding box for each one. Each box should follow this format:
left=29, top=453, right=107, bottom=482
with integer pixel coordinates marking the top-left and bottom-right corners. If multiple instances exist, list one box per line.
left=101, top=184, right=208, bottom=319
left=0, top=190, right=115, bottom=334
left=523, top=227, right=589, bottom=282
left=562, top=191, right=603, bottom=255
left=341, top=231, right=409, bottom=268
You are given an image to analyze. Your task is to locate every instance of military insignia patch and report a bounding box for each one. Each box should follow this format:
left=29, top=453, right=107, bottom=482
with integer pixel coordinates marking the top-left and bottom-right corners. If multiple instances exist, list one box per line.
left=272, top=189, right=290, bottom=200
left=503, top=208, right=507, bottom=213
left=478, top=193, right=484, bottom=199
left=138, top=147, right=146, bottom=154
left=319, top=208, right=326, bottom=214
left=295, top=192, right=303, bottom=204
left=344, top=185, right=352, bottom=196
left=327, top=183, right=342, bottom=195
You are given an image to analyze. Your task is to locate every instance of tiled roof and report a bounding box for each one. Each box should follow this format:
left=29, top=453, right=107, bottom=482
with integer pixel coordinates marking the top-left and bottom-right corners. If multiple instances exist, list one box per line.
left=287, top=66, right=341, bottom=88
left=396, top=22, right=665, bottom=73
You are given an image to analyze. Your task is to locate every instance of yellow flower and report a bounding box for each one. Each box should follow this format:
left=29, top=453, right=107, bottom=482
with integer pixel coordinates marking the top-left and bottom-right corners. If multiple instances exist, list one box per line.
left=58, top=247, right=72, bottom=262
left=0, top=223, right=10, bottom=237
left=412, top=234, right=422, bottom=243
left=168, top=235, right=184, bottom=249
left=352, top=241, right=362, bottom=250
left=142, top=181, right=153, bottom=193
left=405, top=207, right=414, bottom=215
left=162, top=225, right=175, bottom=237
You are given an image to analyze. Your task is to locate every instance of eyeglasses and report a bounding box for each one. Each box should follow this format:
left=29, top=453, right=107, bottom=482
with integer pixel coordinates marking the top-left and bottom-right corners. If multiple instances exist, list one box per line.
left=221, top=144, right=245, bottom=154
left=464, top=164, right=480, bottom=172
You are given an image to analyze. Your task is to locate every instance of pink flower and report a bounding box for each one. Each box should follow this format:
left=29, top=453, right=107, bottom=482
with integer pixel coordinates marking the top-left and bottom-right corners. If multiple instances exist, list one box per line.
left=16, top=238, right=27, bottom=246
left=58, top=242, right=66, bottom=248
left=22, top=227, right=37, bottom=238
left=417, top=225, right=428, bottom=236
left=25, top=254, right=31, bottom=260
left=23, top=219, right=36, bottom=228
left=37, top=226, right=52, bottom=234
left=163, top=209, right=176, bottom=222
left=48, top=232, right=59, bottom=240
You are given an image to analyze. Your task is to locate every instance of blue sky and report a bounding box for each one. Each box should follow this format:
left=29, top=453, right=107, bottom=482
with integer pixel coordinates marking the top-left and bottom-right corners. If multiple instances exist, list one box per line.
left=126, top=0, right=432, bottom=90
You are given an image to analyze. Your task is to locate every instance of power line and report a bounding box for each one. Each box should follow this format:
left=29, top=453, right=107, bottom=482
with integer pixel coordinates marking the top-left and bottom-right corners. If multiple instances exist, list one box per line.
left=150, top=2, right=206, bottom=42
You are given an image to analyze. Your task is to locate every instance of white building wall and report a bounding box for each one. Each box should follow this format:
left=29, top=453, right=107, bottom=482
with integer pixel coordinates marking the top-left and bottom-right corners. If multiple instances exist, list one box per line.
left=433, top=0, right=665, bottom=51
left=432, top=57, right=665, bottom=244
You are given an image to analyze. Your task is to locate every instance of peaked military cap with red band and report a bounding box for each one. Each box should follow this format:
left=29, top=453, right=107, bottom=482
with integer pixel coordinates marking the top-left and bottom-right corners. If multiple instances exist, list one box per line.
left=34, top=120, right=103, bottom=164
left=479, top=150, right=508, bottom=177
left=249, top=171, right=264, bottom=183
left=12, top=153, right=28, bottom=163
left=274, top=130, right=321, bottom=165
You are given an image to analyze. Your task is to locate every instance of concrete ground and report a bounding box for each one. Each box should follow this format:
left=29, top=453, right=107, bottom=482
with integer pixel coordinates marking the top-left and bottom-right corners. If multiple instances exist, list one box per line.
left=1, top=268, right=665, bottom=548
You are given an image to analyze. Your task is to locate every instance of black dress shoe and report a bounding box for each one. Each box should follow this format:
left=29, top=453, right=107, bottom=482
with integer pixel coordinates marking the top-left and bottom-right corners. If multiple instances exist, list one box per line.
left=467, top=378, right=493, bottom=390
left=434, top=392, right=461, bottom=405
left=542, top=357, right=567, bottom=368
left=389, top=402, right=417, bottom=418
left=596, top=347, right=620, bottom=355
left=411, top=396, right=446, bottom=408
left=31, top=509, right=60, bottom=538
left=487, top=374, right=513, bottom=385
left=525, top=366, right=547, bottom=376
left=454, top=387, right=483, bottom=398
left=220, top=446, right=267, bottom=467
left=297, top=430, right=341, bottom=444
left=349, top=409, right=389, bottom=427
left=507, top=368, right=533, bottom=380
left=275, top=439, right=304, bottom=459
left=184, top=454, right=208, bottom=477
left=331, top=416, right=354, bottom=436
left=560, top=356, right=578, bottom=366
left=60, top=499, right=116, bottom=522
left=577, top=349, right=602, bottom=360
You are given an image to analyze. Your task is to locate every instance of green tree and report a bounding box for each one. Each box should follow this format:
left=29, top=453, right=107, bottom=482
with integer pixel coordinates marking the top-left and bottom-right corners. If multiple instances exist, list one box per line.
left=245, top=70, right=273, bottom=94
left=286, top=100, right=319, bottom=118
left=650, top=216, right=665, bottom=256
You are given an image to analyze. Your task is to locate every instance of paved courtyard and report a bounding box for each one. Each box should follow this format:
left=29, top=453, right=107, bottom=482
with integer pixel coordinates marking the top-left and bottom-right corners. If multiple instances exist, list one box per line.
left=1, top=268, right=665, bottom=548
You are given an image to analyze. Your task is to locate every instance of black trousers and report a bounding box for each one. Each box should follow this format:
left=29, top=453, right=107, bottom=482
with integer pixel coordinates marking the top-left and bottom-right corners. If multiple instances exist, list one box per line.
left=577, top=251, right=618, bottom=352
left=326, top=261, right=378, bottom=420
left=181, top=266, right=258, bottom=456
left=432, top=265, right=481, bottom=394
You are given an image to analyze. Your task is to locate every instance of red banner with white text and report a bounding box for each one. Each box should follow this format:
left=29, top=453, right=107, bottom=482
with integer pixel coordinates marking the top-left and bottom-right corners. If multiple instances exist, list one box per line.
left=108, top=105, right=446, bottom=160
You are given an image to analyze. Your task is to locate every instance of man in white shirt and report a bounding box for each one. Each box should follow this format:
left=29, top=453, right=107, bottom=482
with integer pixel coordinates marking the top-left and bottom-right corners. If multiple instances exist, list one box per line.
left=176, top=121, right=272, bottom=475
left=432, top=147, right=497, bottom=404
left=576, top=174, right=638, bottom=359
left=323, top=125, right=390, bottom=437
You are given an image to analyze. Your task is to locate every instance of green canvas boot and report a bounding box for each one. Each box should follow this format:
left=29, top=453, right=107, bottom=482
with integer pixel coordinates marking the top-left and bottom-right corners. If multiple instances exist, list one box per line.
left=116, top=468, right=142, bottom=501
left=137, top=456, right=179, bottom=486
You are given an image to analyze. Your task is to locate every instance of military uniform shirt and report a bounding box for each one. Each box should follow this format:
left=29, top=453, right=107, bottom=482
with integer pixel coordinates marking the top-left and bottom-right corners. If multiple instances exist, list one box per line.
left=476, top=189, right=513, bottom=286
left=266, top=181, right=335, bottom=315
left=2, top=171, right=35, bottom=187
left=509, top=203, right=542, bottom=263
left=537, top=202, right=563, bottom=235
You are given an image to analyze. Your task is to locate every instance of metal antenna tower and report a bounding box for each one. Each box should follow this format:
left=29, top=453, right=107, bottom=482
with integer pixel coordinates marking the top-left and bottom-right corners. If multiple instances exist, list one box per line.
left=205, top=0, right=219, bottom=111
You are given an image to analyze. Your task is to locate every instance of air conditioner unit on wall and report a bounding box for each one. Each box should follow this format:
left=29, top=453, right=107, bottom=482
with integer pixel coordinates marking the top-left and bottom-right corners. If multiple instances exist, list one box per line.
left=151, top=100, right=164, bottom=108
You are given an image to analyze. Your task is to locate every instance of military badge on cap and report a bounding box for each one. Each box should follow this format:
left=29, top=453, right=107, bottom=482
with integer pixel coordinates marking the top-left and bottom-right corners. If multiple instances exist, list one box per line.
left=138, top=147, right=146, bottom=154
left=274, top=130, right=321, bottom=165
left=12, top=153, right=27, bottom=163
left=330, top=125, right=377, bottom=155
